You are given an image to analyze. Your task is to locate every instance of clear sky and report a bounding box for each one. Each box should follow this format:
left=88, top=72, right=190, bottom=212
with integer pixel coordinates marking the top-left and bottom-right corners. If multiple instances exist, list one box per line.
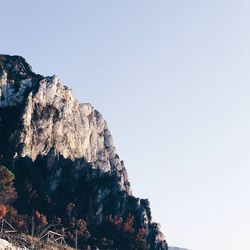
left=1, top=1, right=250, bottom=249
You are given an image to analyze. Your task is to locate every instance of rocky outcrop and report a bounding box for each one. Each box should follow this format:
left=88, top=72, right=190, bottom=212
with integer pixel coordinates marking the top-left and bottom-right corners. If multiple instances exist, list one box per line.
left=0, top=238, right=27, bottom=250
left=0, top=238, right=16, bottom=250
left=0, top=55, right=130, bottom=193
left=0, top=55, right=168, bottom=250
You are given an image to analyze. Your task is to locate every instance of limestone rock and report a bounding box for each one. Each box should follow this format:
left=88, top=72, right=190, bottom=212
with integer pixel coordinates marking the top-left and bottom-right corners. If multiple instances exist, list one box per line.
left=0, top=238, right=27, bottom=250
left=0, top=54, right=168, bottom=250
left=0, top=55, right=130, bottom=193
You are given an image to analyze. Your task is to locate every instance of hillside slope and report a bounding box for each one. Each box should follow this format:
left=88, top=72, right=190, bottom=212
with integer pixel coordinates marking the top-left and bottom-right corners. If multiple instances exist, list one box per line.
left=0, top=55, right=168, bottom=250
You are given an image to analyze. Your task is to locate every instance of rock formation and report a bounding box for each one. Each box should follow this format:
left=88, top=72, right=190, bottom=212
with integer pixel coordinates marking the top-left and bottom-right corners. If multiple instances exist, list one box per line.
left=0, top=54, right=168, bottom=249
left=0, top=238, right=19, bottom=250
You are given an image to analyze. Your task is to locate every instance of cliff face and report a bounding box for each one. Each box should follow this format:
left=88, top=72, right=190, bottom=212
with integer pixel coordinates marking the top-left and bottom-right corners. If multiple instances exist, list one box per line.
left=0, top=55, right=168, bottom=250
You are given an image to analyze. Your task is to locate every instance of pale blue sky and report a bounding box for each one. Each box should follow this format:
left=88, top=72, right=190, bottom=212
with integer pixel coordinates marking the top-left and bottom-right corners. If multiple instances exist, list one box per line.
left=2, top=1, right=250, bottom=249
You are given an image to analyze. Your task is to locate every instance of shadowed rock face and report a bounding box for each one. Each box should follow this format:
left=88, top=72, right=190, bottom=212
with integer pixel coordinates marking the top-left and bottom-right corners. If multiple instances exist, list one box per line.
left=0, top=55, right=168, bottom=250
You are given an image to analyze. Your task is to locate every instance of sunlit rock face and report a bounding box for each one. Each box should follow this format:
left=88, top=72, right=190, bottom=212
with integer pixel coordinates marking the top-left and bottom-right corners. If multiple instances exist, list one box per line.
left=21, top=76, right=121, bottom=173
left=1, top=56, right=123, bottom=166
left=0, top=54, right=168, bottom=250
left=0, top=238, right=16, bottom=250
left=0, top=55, right=129, bottom=192
left=0, top=238, right=27, bottom=250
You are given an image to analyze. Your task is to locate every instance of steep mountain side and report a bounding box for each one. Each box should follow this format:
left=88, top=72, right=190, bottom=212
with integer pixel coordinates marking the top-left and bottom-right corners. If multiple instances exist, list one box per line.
left=0, top=55, right=168, bottom=250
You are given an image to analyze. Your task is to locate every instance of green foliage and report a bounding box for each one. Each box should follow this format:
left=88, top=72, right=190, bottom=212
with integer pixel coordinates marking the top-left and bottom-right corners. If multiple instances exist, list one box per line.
left=0, top=165, right=17, bottom=204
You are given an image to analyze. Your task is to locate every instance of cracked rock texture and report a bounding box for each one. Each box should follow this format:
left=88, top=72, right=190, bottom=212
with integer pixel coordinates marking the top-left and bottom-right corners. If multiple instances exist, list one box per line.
left=0, top=55, right=129, bottom=192
left=0, top=54, right=168, bottom=250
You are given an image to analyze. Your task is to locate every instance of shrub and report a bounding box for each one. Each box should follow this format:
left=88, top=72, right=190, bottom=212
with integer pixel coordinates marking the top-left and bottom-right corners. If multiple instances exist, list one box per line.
left=0, top=165, right=17, bottom=204
left=0, top=204, right=7, bottom=219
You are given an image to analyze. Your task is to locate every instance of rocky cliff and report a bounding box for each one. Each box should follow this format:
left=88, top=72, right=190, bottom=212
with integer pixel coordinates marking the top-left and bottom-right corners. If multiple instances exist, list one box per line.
left=0, top=55, right=168, bottom=250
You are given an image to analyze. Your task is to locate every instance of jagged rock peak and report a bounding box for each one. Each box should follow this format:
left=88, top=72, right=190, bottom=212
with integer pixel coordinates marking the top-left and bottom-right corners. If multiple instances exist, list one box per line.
left=0, top=54, right=42, bottom=107
left=0, top=54, right=130, bottom=192
left=0, top=55, right=168, bottom=249
left=0, top=54, right=33, bottom=76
